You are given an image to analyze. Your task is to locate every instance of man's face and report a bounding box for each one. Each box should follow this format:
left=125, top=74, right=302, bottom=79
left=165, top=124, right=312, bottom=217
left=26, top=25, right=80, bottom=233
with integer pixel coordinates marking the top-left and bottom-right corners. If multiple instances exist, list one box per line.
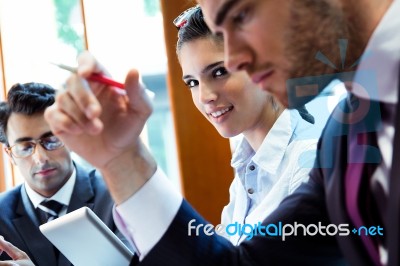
left=199, top=0, right=364, bottom=108
left=6, top=112, right=73, bottom=197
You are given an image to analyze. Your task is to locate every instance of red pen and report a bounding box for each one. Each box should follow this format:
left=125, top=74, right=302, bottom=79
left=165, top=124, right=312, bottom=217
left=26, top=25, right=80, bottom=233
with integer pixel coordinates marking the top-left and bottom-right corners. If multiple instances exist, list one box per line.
left=51, top=63, right=124, bottom=89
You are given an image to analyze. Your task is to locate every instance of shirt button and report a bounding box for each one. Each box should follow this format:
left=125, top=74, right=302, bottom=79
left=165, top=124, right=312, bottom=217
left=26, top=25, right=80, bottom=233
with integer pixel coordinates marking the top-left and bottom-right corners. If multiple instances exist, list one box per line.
left=247, top=188, right=254, bottom=194
left=249, top=165, right=256, bottom=171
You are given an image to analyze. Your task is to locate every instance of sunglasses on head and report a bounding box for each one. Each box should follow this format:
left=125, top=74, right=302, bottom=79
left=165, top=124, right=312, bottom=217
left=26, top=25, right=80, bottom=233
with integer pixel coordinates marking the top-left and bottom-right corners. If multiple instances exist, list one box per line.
left=173, top=5, right=200, bottom=29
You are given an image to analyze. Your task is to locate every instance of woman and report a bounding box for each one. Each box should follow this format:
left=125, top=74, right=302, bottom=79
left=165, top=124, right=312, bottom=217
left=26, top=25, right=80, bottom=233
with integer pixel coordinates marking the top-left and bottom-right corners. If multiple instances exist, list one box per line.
left=175, top=6, right=320, bottom=245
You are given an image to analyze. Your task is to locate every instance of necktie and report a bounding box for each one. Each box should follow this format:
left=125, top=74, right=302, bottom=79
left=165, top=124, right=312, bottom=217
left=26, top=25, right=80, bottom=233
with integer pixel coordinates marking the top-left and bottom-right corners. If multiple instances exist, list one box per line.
left=345, top=96, right=381, bottom=265
left=368, top=102, right=396, bottom=242
left=37, top=200, right=64, bottom=225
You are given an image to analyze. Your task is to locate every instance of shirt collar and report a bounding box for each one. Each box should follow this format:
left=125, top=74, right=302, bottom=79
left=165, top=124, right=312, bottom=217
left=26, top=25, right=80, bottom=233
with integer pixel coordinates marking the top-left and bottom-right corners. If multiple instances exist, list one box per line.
left=231, top=109, right=299, bottom=174
left=25, top=166, right=76, bottom=208
left=353, top=0, right=400, bottom=103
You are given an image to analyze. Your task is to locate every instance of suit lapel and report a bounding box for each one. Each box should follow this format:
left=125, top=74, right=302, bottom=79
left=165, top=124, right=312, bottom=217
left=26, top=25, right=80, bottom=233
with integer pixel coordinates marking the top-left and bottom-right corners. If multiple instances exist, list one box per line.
left=66, top=163, right=95, bottom=213
left=325, top=96, right=352, bottom=224
left=14, top=187, right=58, bottom=266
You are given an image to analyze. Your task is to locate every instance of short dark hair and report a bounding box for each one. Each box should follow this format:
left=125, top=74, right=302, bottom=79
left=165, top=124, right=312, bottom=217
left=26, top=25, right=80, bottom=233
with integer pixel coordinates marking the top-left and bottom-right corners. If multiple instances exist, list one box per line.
left=176, top=7, right=223, bottom=53
left=0, top=82, right=55, bottom=145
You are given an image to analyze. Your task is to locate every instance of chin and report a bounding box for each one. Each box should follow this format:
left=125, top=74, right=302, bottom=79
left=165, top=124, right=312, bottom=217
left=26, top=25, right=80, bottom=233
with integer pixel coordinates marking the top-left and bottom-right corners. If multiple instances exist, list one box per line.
left=217, top=129, right=236, bottom=139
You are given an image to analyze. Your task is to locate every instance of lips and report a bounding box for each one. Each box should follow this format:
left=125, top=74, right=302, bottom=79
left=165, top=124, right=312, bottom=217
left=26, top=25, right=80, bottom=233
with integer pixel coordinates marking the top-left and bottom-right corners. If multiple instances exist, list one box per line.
left=208, top=106, right=234, bottom=118
left=250, top=70, right=274, bottom=85
left=36, top=168, right=56, bottom=176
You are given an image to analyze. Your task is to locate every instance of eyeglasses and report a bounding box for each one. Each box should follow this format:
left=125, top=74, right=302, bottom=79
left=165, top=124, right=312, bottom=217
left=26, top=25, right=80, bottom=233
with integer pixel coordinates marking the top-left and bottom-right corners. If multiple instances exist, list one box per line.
left=5, top=135, right=64, bottom=158
left=173, top=5, right=200, bottom=29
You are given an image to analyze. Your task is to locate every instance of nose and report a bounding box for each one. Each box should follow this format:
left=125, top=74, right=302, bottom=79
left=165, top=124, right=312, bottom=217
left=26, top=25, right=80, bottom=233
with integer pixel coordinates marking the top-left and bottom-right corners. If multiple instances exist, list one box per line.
left=199, top=83, right=217, bottom=105
left=224, top=33, right=252, bottom=72
left=31, top=144, right=50, bottom=163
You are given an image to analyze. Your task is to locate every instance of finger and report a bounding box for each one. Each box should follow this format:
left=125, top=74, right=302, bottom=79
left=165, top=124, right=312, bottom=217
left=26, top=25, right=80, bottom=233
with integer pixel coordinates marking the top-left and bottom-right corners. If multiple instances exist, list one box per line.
left=45, top=98, right=83, bottom=135
left=124, top=69, right=153, bottom=117
left=55, top=91, right=88, bottom=129
left=44, top=104, right=103, bottom=136
left=0, top=238, right=29, bottom=260
left=65, top=75, right=101, bottom=120
left=77, top=51, right=112, bottom=78
left=76, top=51, right=102, bottom=77
left=0, top=262, right=17, bottom=265
left=76, top=51, right=114, bottom=95
left=55, top=90, right=103, bottom=135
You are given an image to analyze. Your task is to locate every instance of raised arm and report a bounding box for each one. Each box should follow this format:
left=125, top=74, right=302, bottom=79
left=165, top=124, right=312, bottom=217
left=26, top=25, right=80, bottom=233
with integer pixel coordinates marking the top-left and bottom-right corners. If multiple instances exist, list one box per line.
left=44, top=51, right=156, bottom=204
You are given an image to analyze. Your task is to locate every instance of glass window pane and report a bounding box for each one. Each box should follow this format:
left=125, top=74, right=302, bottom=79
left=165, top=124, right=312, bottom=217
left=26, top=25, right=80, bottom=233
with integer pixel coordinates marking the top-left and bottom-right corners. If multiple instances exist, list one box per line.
left=83, top=0, right=180, bottom=189
left=0, top=0, right=86, bottom=185
left=0, top=0, right=85, bottom=89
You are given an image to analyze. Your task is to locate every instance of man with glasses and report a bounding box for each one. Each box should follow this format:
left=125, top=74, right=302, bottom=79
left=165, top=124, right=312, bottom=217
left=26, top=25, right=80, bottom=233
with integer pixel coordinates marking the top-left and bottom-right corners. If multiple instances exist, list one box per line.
left=0, top=82, right=123, bottom=265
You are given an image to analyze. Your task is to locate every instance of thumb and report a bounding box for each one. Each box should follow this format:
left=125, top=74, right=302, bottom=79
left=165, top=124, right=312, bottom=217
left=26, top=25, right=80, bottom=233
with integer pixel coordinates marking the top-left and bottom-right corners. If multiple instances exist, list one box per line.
left=124, top=69, right=153, bottom=118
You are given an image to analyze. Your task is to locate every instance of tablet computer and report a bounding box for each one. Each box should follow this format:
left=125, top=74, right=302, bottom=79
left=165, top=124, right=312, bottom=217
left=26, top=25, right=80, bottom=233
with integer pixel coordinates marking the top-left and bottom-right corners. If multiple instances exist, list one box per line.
left=39, top=207, right=133, bottom=266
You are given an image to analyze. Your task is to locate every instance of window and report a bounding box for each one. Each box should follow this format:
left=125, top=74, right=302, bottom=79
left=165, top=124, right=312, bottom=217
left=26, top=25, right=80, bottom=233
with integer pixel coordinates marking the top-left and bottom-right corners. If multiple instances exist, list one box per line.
left=0, top=0, right=179, bottom=190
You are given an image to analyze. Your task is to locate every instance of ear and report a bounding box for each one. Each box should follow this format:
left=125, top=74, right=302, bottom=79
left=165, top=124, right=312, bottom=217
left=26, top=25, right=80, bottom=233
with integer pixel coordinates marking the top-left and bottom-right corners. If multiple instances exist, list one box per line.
left=4, top=147, right=16, bottom=165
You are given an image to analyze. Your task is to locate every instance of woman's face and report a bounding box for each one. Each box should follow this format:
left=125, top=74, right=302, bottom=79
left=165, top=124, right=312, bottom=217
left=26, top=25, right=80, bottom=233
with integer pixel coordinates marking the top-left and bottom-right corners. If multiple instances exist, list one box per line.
left=179, top=37, right=273, bottom=138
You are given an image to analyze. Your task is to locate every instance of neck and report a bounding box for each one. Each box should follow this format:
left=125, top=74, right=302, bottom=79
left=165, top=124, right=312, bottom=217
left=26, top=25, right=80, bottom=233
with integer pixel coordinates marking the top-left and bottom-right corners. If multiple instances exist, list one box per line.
left=346, top=0, right=393, bottom=42
left=243, top=107, right=284, bottom=151
left=368, top=0, right=393, bottom=29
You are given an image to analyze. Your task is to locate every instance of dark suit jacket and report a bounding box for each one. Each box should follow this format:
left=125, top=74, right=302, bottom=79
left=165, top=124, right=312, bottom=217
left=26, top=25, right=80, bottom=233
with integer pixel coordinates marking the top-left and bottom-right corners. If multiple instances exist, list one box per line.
left=135, top=96, right=393, bottom=265
left=0, top=162, right=117, bottom=266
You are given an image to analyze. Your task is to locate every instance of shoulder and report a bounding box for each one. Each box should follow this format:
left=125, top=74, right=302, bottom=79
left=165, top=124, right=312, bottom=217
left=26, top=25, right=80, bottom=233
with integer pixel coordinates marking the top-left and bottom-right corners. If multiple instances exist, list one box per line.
left=312, top=97, right=350, bottom=173
left=0, top=185, right=22, bottom=216
left=0, top=185, right=21, bottom=203
left=74, top=161, right=104, bottom=183
left=74, top=162, right=110, bottom=197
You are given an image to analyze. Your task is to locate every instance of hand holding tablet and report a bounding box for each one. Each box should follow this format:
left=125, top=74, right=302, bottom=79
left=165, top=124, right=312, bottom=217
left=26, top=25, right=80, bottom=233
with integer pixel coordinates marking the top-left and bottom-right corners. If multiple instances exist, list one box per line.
left=40, top=207, right=133, bottom=266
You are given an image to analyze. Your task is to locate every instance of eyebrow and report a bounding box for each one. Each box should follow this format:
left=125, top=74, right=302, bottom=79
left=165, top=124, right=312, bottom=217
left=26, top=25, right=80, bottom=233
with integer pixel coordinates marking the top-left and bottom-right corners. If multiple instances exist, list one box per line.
left=14, top=131, right=53, bottom=143
left=182, top=61, right=224, bottom=80
left=215, top=0, right=239, bottom=26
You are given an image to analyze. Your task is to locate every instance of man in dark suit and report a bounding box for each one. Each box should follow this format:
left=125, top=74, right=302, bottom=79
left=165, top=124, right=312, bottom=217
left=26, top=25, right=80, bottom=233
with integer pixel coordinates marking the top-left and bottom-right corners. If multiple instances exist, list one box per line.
left=42, top=0, right=399, bottom=265
left=0, top=83, right=123, bottom=266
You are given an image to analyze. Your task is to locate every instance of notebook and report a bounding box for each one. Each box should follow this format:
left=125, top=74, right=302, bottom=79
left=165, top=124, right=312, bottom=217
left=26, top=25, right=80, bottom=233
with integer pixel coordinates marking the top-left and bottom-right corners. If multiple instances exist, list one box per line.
left=39, top=207, right=133, bottom=266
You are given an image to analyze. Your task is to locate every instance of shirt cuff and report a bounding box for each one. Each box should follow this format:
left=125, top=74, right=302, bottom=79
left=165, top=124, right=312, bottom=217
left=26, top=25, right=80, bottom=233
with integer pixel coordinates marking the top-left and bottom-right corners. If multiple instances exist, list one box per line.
left=113, top=167, right=182, bottom=260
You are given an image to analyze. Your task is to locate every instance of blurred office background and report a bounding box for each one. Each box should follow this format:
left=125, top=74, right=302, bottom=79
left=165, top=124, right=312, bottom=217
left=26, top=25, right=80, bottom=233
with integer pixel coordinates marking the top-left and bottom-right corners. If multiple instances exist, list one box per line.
left=0, top=0, right=233, bottom=225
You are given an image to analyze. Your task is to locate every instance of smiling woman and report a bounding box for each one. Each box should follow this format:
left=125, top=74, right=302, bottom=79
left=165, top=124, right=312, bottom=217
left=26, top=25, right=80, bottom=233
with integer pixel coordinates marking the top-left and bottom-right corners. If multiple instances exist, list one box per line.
left=175, top=5, right=325, bottom=245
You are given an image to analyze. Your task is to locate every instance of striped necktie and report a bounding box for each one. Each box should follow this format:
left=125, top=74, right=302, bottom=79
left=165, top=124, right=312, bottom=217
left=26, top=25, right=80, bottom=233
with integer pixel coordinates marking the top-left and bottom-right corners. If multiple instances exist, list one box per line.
left=37, top=200, right=64, bottom=225
left=345, top=96, right=382, bottom=265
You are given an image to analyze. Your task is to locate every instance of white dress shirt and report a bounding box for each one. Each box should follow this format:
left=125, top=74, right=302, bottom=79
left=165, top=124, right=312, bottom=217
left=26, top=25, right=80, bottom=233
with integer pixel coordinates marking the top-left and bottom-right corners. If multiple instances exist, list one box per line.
left=25, top=167, right=76, bottom=217
left=114, top=168, right=182, bottom=258
left=221, top=109, right=317, bottom=244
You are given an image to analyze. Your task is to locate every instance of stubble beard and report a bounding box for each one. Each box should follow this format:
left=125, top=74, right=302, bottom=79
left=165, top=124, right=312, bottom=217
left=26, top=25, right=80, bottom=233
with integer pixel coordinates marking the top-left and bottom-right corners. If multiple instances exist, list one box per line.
left=283, top=0, right=368, bottom=108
